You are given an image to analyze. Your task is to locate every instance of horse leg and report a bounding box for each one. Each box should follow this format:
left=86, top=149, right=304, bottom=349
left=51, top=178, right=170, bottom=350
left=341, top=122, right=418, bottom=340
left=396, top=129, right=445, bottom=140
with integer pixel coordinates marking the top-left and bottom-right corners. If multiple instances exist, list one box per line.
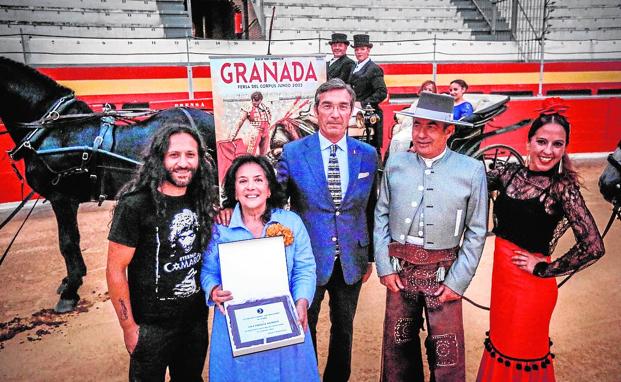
left=51, top=199, right=86, bottom=313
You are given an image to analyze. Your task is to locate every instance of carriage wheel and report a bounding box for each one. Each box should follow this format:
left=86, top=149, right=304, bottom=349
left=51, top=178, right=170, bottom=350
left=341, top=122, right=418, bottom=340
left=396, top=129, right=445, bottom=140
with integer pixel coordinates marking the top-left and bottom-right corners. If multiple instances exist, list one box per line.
left=474, top=144, right=525, bottom=234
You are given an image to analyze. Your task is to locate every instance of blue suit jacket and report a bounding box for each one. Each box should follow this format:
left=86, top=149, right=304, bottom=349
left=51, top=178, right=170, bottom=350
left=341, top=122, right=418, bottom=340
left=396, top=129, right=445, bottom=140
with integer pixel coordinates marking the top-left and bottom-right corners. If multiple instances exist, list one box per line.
left=276, top=133, right=378, bottom=286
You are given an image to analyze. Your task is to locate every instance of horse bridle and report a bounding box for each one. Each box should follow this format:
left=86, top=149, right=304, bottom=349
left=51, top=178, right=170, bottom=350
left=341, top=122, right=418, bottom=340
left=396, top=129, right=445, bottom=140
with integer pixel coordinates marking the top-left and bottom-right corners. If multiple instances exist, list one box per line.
left=13, top=93, right=77, bottom=128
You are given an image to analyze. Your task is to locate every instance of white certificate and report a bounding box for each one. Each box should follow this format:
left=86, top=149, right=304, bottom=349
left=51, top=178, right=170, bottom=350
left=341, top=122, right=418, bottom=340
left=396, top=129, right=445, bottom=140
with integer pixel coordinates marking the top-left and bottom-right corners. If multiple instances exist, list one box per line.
left=236, top=301, right=292, bottom=342
left=218, top=236, right=305, bottom=356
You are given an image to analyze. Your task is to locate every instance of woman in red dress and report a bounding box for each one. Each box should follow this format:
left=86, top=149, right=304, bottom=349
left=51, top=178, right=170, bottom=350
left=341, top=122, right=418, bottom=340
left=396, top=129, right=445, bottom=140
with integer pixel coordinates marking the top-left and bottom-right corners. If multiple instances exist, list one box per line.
left=476, top=98, right=605, bottom=382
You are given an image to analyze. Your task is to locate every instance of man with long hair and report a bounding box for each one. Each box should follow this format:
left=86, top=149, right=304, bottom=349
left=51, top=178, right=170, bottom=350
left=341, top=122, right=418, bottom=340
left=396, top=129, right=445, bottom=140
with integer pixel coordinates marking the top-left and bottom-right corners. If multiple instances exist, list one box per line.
left=107, top=119, right=218, bottom=381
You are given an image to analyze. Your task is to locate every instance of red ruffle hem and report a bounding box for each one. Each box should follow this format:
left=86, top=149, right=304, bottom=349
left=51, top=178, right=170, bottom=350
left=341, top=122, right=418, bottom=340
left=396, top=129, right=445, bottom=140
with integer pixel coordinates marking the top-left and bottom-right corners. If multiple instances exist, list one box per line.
left=476, top=237, right=557, bottom=382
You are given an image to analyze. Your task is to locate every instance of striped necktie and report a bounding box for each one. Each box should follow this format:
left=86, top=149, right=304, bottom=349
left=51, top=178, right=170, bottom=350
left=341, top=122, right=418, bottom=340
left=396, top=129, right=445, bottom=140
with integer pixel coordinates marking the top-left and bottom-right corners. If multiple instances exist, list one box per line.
left=328, top=144, right=342, bottom=208
left=328, top=144, right=342, bottom=257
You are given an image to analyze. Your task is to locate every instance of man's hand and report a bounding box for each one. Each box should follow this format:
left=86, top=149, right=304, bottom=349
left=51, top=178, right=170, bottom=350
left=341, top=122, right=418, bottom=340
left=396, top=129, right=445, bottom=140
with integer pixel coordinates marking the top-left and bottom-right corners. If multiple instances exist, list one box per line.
left=295, top=298, right=309, bottom=331
left=361, top=263, right=373, bottom=283
left=211, top=285, right=233, bottom=314
left=123, top=323, right=140, bottom=355
left=433, top=284, right=462, bottom=303
left=215, top=208, right=233, bottom=226
left=380, top=273, right=404, bottom=293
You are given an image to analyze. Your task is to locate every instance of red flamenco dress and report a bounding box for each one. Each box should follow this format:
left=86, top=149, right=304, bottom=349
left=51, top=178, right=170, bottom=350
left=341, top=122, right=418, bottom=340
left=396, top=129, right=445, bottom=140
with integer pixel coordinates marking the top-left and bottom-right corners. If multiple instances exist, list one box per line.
left=477, top=164, right=605, bottom=382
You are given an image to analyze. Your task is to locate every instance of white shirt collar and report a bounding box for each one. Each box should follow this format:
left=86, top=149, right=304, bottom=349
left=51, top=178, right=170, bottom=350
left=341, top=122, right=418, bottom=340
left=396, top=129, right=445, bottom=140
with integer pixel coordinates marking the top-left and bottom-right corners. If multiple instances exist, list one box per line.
left=318, top=131, right=347, bottom=152
left=353, top=58, right=370, bottom=72
left=419, top=147, right=447, bottom=168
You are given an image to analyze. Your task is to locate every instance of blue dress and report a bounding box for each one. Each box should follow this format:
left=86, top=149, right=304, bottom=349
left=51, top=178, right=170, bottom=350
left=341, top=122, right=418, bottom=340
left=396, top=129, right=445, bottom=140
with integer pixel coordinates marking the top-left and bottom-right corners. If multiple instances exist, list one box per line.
left=201, top=205, right=320, bottom=382
left=453, top=101, right=474, bottom=120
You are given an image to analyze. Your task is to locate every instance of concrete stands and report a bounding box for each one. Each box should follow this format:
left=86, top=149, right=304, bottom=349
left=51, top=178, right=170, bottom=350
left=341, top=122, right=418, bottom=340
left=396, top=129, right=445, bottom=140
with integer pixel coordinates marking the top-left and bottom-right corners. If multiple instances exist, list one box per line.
left=0, top=0, right=191, bottom=38
left=263, top=0, right=508, bottom=41
left=547, top=2, right=621, bottom=41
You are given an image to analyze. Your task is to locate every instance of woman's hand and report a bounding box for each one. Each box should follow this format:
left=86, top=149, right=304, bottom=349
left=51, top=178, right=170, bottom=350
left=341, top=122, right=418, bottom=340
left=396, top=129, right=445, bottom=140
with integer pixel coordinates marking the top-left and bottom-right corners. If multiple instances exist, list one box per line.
left=295, top=298, right=309, bottom=331
left=210, top=285, right=233, bottom=314
left=512, top=250, right=540, bottom=274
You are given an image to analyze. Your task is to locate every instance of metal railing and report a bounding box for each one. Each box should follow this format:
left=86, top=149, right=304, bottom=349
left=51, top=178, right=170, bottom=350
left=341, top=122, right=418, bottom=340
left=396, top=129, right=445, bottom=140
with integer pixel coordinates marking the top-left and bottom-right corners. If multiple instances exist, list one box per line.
left=472, top=0, right=549, bottom=62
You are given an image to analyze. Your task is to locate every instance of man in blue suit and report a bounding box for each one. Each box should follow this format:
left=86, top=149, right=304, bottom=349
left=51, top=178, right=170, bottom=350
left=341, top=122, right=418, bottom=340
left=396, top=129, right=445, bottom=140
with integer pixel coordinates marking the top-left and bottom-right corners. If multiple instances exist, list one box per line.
left=276, top=78, right=378, bottom=381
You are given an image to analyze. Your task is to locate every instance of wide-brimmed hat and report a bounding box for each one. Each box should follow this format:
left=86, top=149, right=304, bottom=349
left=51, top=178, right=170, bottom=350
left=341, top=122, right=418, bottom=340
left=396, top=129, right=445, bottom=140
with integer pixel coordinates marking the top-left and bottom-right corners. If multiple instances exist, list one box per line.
left=352, top=34, right=373, bottom=48
left=397, top=92, right=473, bottom=127
left=329, top=33, right=350, bottom=45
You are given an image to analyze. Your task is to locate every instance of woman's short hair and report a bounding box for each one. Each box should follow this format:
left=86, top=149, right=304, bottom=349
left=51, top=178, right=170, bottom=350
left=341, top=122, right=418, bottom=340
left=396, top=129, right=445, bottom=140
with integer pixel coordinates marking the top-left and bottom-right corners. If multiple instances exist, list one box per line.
left=222, top=155, right=287, bottom=221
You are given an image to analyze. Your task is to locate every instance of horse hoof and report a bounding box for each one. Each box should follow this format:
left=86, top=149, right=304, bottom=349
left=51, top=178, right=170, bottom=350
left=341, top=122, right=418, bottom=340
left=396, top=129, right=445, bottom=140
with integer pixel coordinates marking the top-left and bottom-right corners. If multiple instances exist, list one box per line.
left=56, top=278, right=68, bottom=294
left=54, top=298, right=78, bottom=313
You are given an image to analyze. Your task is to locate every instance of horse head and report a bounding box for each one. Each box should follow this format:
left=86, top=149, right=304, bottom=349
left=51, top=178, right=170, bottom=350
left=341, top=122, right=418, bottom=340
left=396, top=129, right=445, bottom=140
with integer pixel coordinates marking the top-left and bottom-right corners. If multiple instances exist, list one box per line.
left=599, top=140, right=621, bottom=205
left=0, top=57, right=92, bottom=143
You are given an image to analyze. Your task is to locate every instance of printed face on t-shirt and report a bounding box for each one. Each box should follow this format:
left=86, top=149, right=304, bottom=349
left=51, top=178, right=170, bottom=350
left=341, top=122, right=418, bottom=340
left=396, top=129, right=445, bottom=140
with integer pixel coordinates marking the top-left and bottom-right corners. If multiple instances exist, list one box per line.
left=158, top=207, right=202, bottom=300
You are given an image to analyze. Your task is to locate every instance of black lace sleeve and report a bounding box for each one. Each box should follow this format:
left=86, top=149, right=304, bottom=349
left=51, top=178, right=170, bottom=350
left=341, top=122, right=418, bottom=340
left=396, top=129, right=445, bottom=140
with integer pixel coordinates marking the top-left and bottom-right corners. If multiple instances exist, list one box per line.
left=486, top=162, right=518, bottom=192
left=539, top=181, right=605, bottom=277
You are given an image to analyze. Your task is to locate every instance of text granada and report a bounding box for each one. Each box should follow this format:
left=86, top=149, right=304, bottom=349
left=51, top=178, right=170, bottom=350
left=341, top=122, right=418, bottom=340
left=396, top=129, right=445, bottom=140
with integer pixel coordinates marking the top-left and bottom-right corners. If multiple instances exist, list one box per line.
left=221, top=61, right=318, bottom=84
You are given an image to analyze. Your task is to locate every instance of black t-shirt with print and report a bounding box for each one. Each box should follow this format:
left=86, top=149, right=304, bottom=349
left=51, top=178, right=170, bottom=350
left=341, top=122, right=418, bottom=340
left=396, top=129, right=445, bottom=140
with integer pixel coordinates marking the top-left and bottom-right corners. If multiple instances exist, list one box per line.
left=108, top=190, right=207, bottom=325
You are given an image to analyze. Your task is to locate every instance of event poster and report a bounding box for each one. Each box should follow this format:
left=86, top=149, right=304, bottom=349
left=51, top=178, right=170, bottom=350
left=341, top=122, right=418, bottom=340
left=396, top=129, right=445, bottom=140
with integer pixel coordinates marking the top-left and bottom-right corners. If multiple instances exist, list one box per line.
left=210, top=55, right=326, bottom=183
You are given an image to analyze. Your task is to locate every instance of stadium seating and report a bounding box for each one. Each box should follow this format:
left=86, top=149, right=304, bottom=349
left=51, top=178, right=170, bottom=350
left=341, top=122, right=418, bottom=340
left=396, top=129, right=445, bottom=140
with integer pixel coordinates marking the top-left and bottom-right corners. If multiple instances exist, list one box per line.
left=547, top=2, right=621, bottom=41
left=0, top=0, right=191, bottom=38
left=263, top=0, right=504, bottom=41
left=0, top=0, right=618, bottom=64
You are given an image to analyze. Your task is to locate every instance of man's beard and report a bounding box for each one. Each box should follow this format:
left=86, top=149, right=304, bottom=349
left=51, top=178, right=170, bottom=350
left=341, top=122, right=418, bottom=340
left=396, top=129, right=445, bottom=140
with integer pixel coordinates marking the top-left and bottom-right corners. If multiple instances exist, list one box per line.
left=165, top=167, right=197, bottom=187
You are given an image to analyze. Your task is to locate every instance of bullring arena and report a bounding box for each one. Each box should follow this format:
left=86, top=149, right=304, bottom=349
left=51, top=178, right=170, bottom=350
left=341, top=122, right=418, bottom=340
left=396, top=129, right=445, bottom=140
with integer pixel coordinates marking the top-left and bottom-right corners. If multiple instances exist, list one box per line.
left=0, top=159, right=619, bottom=380
left=1, top=0, right=621, bottom=381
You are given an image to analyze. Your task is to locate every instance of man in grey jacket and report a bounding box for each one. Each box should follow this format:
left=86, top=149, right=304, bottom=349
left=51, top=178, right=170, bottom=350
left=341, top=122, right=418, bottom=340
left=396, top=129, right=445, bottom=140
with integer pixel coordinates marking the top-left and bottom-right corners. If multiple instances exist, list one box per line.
left=374, top=92, right=488, bottom=382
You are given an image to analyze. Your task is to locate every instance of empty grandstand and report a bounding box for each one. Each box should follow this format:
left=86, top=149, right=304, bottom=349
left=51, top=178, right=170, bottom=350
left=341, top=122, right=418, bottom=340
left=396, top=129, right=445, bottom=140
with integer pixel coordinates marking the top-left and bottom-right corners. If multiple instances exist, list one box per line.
left=0, top=0, right=618, bottom=64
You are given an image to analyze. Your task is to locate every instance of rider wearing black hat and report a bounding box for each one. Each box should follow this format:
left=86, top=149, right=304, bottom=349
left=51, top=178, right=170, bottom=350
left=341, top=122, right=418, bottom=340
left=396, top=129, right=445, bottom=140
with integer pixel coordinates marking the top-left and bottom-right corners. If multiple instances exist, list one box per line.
left=348, top=34, right=387, bottom=155
left=327, top=33, right=356, bottom=82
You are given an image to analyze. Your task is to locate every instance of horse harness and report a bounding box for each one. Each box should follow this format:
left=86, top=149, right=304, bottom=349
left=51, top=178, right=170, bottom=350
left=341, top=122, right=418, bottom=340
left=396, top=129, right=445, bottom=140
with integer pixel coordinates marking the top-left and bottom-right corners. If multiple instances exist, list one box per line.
left=607, top=141, right=621, bottom=174
left=6, top=94, right=200, bottom=204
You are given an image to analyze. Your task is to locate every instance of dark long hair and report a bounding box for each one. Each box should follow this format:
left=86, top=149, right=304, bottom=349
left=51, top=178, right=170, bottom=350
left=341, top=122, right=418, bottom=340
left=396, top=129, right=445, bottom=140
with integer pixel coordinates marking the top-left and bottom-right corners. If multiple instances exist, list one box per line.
left=222, top=155, right=287, bottom=223
left=527, top=112, right=579, bottom=185
left=116, top=119, right=218, bottom=250
left=450, top=79, right=468, bottom=91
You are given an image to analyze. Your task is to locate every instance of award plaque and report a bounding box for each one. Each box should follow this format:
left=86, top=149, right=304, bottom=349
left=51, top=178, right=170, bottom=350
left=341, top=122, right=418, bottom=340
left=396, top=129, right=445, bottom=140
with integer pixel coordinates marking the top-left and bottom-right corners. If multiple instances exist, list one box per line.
left=218, top=236, right=305, bottom=356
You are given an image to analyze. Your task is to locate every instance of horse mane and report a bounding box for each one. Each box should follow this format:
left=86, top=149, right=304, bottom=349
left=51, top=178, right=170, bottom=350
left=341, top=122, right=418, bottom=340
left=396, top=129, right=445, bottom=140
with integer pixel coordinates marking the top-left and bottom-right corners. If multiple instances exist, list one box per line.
left=0, top=57, right=73, bottom=97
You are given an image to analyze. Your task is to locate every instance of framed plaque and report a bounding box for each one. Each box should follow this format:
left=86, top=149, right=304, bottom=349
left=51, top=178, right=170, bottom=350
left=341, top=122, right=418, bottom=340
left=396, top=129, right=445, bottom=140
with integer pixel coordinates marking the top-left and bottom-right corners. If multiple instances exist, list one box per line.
left=218, top=236, right=305, bottom=356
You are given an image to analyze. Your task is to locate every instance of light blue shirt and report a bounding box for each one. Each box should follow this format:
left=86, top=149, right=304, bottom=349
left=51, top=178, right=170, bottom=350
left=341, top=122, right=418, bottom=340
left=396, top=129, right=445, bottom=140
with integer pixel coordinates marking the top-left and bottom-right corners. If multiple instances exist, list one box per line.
left=318, top=132, right=349, bottom=197
left=201, top=205, right=316, bottom=306
left=201, top=205, right=320, bottom=382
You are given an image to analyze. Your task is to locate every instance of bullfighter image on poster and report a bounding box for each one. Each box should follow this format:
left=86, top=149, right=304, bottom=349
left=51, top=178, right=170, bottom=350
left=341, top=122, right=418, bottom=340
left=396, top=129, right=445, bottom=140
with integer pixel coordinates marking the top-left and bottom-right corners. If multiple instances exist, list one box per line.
left=210, top=55, right=327, bottom=184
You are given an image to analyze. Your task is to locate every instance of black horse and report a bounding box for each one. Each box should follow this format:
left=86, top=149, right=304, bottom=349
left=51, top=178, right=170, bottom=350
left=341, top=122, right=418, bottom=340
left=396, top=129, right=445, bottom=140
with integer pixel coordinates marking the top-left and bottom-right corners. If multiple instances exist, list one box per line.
left=599, top=139, right=621, bottom=205
left=0, top=57, right=216, bottom=312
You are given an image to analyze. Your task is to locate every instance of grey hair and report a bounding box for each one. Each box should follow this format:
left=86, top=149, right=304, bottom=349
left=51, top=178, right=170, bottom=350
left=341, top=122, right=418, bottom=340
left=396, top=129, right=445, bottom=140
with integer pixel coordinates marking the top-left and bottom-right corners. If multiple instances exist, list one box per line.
left=314, top=78, right=356, bottom=110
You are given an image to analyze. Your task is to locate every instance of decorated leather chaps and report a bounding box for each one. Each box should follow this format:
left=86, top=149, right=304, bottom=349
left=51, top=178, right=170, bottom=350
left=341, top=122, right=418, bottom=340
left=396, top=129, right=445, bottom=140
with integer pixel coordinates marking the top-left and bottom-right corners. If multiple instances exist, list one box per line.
left=381, top=243, right=465, bottom=382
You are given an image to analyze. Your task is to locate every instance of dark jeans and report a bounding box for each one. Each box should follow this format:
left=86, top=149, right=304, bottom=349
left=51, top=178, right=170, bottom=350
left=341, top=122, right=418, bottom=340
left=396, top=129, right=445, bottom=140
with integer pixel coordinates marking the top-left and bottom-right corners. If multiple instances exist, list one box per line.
left=129, top=315, right=208, bottom=382
left=308, top=259, right=363, bottom=382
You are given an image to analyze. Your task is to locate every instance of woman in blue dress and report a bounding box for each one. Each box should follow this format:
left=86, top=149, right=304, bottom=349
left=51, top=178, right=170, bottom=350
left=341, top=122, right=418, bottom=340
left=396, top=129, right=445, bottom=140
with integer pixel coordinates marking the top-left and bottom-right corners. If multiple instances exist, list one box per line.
left=450, top=79, right=474, bottom=120
left=201, top=155, right=320, bottom=382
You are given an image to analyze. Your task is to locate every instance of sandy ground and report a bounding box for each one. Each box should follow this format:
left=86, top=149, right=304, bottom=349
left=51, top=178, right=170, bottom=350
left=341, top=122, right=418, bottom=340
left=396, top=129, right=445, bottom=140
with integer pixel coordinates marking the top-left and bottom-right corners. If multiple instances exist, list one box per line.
left=0, top=158, right=619, bottom=381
